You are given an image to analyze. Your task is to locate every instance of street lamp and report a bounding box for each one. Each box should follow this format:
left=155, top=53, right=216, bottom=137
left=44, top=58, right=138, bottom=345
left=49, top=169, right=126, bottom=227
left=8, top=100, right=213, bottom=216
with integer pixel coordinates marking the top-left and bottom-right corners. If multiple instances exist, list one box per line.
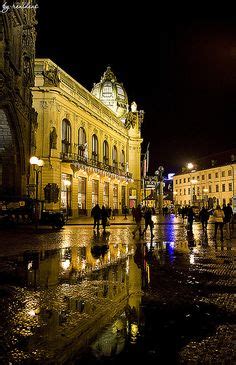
left=30, top=156, right=44, bottom=228
left=187, top=162, right=194, bottom=170
left=64, top=180, right=71, bottom=220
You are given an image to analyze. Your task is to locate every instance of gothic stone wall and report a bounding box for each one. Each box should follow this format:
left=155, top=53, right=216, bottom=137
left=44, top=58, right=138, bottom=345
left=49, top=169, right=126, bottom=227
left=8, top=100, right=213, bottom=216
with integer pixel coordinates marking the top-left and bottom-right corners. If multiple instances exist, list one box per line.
left=0, top=6, right=37, bottom=198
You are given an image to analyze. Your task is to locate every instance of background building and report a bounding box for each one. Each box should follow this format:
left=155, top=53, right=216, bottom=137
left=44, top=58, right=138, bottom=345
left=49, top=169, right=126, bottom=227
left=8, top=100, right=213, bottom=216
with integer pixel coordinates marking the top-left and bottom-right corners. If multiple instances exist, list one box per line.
left=173, top=154, right=236, bottom=208
left=32, top=60, right=143, bottom=216
left=0, top=2, right=37, bottom=199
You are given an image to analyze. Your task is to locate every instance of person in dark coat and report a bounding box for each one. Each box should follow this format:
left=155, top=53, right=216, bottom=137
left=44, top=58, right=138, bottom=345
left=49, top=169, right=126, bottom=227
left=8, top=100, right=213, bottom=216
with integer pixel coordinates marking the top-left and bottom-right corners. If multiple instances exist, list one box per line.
left=199, top=206, right=209, bottom=231
left=142, top=208, right=154, bottom=239
left=101, top=205, right=109, bottom=232
left=223, top=203, right=233, bottom=239
left=91, top=204, right=101, bottom=230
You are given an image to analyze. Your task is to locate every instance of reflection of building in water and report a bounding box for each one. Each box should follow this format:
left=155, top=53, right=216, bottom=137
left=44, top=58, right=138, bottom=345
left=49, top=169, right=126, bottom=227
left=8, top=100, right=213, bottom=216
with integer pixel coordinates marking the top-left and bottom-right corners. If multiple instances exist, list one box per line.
left=2, top=238, right=142, bottom=363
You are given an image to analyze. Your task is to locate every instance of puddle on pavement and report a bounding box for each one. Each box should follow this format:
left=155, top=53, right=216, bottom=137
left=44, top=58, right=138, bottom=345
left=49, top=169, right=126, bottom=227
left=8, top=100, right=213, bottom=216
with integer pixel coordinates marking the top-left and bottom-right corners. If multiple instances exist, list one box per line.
left=0, top=229, right=234, bottom=364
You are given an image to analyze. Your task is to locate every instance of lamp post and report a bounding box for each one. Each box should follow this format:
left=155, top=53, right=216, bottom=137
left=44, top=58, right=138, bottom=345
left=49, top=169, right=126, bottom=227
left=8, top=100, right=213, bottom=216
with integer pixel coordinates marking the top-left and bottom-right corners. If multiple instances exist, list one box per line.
left=190, top=178, right=197, bottom=205
left=64, top=180, right=71, bottom=220
left=203, top=188, right=209, bottom=207
left=30, top=156, right=44, bottom=229
left=154, top=166, right=164, bottom=213
left=187, top=162, right=197, bottom=206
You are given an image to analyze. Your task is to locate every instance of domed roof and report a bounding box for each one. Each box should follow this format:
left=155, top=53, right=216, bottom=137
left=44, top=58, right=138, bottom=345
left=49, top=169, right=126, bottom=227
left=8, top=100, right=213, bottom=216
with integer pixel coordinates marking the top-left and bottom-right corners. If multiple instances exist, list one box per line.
left=91, top=66, right=129, bottom=120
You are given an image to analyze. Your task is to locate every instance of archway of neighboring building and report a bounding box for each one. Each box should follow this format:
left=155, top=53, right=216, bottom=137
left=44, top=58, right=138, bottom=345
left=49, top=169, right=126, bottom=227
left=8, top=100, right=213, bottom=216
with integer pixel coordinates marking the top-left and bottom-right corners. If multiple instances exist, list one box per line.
left=0, top=109, right=22, bottom=199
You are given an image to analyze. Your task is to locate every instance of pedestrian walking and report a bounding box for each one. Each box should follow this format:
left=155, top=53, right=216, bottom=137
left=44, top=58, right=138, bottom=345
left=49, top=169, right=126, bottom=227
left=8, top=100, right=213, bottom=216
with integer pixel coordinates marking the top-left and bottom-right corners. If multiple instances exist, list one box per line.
left=142, top=207, right=154, bottom=239
left=213, top=205, right=225, bottom=241
left=101, top=205, right=109, bottom=233
left=91, top=204, right=101, bottom=231
left=223, top=203, right=233, bottom=239
left=132, top=205, right=143, bottom=238
left=123, top=205, right=129, bottom=220
left=199, top=206, right=209, bottom=231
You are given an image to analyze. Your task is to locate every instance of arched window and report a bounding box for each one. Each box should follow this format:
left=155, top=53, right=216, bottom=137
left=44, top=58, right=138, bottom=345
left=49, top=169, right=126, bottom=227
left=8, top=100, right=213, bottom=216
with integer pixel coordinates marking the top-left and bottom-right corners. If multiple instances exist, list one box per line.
left=120, top=150, right=125, bottom=170
left=112, top=146, right=118, bottom=167
left=62, top=119, right=71, bottom=154
left=103, top=140, right=109, bottom=164
left=78, top=127, right=86, bottom=156
left=92, top=134, right=98, bottom=160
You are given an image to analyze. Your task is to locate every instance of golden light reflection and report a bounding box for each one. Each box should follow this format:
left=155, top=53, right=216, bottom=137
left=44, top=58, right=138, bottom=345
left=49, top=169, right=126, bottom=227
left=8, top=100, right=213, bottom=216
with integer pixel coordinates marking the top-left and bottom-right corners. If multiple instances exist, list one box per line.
left=131, top=323, right=139, bottom=338
left=190, top=253, right=195, bottom=264
left=61, top=259, right=70, bottom=270
left=27, top=261, right=33, bottom=271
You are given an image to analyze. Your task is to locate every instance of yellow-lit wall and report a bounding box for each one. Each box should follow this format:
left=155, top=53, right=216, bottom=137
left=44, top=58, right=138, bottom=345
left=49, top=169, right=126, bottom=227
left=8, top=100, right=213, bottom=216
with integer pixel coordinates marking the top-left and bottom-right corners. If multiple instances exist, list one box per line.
left=32, top=59, right=143, bottom=216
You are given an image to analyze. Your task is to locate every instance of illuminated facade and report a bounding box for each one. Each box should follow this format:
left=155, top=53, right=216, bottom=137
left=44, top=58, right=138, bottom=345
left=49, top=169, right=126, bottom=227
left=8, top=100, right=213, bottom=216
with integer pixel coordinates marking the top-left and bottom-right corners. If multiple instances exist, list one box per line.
left=173, top=162, right=236, bottom=208
left=32, top=60, right=143, bottom=216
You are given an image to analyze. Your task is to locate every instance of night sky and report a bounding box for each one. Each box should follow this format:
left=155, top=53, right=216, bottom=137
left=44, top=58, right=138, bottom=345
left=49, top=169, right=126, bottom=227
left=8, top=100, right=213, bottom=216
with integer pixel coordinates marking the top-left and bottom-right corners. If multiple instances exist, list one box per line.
left=36, top=3, right=236, bottom=173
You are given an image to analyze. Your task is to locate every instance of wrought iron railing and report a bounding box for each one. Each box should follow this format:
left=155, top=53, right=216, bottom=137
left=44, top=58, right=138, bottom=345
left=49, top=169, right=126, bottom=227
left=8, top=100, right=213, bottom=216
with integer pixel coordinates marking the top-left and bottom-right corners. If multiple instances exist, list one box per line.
left=60, top=152, right=132, bottom=179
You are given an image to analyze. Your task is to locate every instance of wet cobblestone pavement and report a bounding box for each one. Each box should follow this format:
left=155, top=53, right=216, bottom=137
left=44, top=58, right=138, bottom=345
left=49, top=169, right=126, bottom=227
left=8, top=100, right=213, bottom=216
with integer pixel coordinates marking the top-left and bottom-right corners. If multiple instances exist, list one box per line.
left=0, top=217, right=235, bottom=364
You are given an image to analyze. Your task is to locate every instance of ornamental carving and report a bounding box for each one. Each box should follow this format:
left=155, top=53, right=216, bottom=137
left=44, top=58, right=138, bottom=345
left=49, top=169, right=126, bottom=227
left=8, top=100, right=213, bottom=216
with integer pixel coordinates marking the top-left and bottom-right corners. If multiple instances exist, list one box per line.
left=43, top=68, right=60, bottom=87
left=124, top=111, right=136, bottom=129
left=40, top=101, right=48, bottom=109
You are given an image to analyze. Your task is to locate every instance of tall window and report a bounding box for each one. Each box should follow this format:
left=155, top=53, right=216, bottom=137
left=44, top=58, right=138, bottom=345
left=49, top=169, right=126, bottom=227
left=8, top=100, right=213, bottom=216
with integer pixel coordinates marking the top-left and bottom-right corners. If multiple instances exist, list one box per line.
left=61, top=173, right=72, bottom=212
left=121, top=150, right=125, bottom=170
left=78, top=127, right=86, bottom=156
left=78, top=177, right=86, bottom=211
left=113, top=184, right=118, bottom=209
left=92, top=180, right=99, bottom=207
left=92, top=134, right=98, bottom=160
left=112, top=146, right=118, bottom=168
left=103, top=140, right=109, bottom=164
left=62, top=119, right=71, bottom=154
left=103, top=182, right=109, bottom=207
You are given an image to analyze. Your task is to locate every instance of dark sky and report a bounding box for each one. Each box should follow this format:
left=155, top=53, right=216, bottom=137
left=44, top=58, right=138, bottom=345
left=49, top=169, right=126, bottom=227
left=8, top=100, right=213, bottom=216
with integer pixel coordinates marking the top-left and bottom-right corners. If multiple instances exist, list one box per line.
left=36, top=3, right=236, bottom=173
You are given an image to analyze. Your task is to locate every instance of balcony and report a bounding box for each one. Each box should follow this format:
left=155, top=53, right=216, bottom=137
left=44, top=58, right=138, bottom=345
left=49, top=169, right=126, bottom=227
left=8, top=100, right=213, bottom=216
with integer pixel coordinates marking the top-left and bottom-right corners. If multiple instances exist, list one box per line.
left=60, top=152, right=132, bottom=179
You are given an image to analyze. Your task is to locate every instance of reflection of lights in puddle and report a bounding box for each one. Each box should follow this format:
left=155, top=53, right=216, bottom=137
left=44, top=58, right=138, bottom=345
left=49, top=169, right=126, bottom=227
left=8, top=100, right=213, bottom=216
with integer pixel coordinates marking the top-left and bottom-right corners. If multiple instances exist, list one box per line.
left=28, top=309, right=36, bottom=317
left=61, top=259, right=70, bottom=270
left=130, top=322, right=139, bottom=342
left=81, top=259, right=86, bottom=270
left=190, top=254, right=195, bottom=264
left=28, top=308, right=40, bottom=317
left=27, top=261, right=33, bottom=271
left=126, top=257, right=130, bottom=274
left=163, top=241, right=175, bottom=247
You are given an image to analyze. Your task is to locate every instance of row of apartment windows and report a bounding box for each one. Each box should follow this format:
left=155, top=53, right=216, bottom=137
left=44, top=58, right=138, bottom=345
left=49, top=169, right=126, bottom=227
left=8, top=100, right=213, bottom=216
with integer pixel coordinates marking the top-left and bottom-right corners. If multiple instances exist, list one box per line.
left=62, top=120, right=125, bottom=169
left=175, top=183, right=233, bottom=195
left=175, top=170, right=232, bottom=184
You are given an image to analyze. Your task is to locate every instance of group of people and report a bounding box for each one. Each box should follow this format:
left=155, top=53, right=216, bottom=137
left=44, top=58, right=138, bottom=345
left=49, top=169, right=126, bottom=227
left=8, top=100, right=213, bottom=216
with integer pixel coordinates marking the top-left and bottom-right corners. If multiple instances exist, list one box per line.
left=183, top=203, right=233, bottom=241
left=91, top=204, right=111, bottom=232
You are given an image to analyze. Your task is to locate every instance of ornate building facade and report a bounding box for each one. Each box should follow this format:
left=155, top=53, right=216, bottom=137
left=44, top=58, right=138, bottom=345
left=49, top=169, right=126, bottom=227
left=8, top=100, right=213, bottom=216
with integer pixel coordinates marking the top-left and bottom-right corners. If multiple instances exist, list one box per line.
left=32, top=59, right=143, bottom=216
left=0, top=2, right=37, bottom=199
